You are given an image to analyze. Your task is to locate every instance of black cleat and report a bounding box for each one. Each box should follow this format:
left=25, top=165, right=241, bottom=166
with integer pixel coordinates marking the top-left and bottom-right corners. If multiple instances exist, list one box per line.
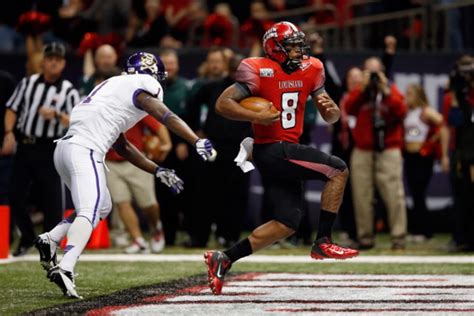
left=48, top=266, right=82, bottom=299
left=34, top=233, right=58, bottom=271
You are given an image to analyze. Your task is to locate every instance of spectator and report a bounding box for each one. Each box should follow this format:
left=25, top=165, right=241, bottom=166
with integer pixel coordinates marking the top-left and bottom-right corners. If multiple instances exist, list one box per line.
left=162, top=0, right=195, bottom=43
left=25, top=35, right=44, bottom=76
left=79, top=44, right=118, bottom=97
left=106, top=115, right=172, bottom=253
left=184, top=47, right=231, bottom=247
left=403, top=83, right=449, bottom=242
left=186, top=53, right=252, bottom=247
left=444, top=55, right=474, bottom=251
left=309, top=32, right=357, bottom=246
left=127, top=0, right=171, bottom=48
left=1, top=42, right=80, bottom=256
left=191, top=46, right=228, bottom=98
left=156, top=48, right=191, bottom=245
left=345, top=56, right=408, bottom=250
left=55, top=0, right=89, bottom=47
left=240, top=1, right=273, bottom=55
left=201, top=4, right=235, bottom=47
left=332, top=66, right=362, bottom=246
left=0, top=2, right=26, bottom=52
left=78, top=0, right=131, bottom=38
left=180, top=0, right=209, bottom=47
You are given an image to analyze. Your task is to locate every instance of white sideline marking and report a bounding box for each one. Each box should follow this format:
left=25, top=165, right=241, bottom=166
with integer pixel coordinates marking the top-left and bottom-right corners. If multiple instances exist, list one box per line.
left=1, top=254, right=473, bottom=264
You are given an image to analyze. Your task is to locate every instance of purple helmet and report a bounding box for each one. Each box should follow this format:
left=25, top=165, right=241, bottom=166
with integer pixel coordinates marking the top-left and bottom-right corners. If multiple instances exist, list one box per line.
left=125, top=52, right=167, bottom=82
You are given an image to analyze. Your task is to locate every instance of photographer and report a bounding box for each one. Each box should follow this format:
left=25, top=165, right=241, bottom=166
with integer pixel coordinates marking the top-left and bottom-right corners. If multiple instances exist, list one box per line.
left=345, top=57, right=408, bottom=250
left=444, top=55, right=474, bottom=252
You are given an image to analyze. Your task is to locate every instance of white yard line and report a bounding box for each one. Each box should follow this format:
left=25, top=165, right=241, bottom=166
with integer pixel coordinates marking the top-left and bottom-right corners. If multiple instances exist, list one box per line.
left=1, top=254, right=473, bottom=264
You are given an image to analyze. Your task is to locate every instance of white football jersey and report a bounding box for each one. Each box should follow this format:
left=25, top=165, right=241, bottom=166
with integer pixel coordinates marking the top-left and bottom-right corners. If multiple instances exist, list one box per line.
left=66, top=74, right=163, bottom=154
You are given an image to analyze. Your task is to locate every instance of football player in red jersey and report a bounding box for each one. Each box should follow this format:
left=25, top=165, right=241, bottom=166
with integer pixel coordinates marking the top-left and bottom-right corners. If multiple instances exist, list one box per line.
left=203, top=21, right=359, bottom=295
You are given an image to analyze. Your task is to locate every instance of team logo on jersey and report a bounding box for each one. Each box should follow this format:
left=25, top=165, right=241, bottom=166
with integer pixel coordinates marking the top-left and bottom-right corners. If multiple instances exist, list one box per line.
left=260, top=68, right=274, bottom=77
left=278, top=80, right=303, bottom=89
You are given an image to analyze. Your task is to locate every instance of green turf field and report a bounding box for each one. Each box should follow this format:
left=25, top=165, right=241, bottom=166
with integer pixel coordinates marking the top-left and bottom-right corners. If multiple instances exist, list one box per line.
left=1, top=233, right=473, bottom=315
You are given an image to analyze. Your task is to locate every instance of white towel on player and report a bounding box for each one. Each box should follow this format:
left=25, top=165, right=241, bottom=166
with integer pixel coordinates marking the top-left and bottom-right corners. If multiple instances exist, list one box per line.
left=234, top=137, right=255, bottom=173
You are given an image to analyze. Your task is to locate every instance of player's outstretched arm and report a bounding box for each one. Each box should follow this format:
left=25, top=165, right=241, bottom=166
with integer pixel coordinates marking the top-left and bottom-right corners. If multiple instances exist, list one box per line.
left=113, top=133, right=158, bottom=174
left=137, top=91, right=199, bottom=145
left=113, top=133, right=184, bottom=194
left=216, top=84, right=280, bottom=125
left=137, top=91, right=216, bottom=161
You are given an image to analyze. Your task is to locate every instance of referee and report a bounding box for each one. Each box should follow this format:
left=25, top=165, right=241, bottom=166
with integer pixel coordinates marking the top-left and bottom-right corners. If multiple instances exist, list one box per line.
left=1, top=42, right=80, bottom=256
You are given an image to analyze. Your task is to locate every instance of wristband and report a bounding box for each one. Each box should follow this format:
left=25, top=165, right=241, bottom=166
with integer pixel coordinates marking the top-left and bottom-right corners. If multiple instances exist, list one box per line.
left=160, top=110, right=172, bottom=124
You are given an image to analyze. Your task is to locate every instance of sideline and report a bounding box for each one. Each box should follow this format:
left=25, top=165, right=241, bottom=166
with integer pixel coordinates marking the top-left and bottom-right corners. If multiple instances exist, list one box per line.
left=1, top=254, right=473, bottom=264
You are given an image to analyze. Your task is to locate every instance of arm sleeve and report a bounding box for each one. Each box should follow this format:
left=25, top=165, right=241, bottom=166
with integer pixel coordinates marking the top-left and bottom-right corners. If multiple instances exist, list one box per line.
left=234, top=59, right=260, bottom=95
left=310, top=58, right=326, bottom=96
left=6, top=78, right=27, bottom=113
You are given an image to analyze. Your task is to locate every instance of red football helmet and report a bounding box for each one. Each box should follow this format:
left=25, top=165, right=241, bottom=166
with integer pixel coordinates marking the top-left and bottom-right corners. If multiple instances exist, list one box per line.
left=262, top=21, right=309, bottom=70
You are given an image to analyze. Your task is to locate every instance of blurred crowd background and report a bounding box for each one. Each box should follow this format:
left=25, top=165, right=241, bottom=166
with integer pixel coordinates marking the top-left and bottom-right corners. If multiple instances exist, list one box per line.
left=1, top=0, right=473, bottom=255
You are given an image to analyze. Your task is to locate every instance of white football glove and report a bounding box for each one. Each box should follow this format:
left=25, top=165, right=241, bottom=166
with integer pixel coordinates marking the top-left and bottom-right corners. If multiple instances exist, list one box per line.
left=195, top=138, right=217, bottom=161
left=155, top=167, right=184, bottom=194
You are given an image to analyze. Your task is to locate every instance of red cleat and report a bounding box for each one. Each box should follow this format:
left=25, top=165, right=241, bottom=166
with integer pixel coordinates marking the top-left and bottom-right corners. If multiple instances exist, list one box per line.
left=204, top=250, right=232, bottom=295
left=310, top=237, right=359, bottom=260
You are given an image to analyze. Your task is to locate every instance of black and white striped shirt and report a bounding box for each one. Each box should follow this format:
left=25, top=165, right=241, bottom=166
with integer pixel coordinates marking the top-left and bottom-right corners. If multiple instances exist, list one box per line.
left=6, top=74, right=80, bottom=138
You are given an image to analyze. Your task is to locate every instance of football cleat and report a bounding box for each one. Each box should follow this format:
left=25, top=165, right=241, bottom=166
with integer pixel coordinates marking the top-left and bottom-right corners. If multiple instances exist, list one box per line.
left=204, top=251, right=232, bottom=295
left=34, top=233, right=58, bottom=271
left=150, top=230, right=165, bottom=253
left=48, top=266, right=82, bottom=299
left=311, top=237, right=359, bottom=260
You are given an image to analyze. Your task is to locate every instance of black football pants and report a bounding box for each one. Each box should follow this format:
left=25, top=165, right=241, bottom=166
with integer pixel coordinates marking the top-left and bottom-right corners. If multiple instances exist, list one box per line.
left=9, top=143, right=63, bottom=246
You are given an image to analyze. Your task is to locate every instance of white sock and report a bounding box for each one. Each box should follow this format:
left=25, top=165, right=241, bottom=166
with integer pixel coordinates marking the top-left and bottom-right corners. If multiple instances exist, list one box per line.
left=49, top=219, right=73, bottom=244
left=59, top=216, right=93, bottom=272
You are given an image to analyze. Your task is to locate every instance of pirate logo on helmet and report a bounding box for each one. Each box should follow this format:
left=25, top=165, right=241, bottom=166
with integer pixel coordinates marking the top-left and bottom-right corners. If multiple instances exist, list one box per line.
left=140, top=53, right=158, bottom=75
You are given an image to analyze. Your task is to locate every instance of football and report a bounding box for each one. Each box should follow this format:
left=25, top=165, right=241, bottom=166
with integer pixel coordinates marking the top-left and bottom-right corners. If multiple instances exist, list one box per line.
left=240, top=97, right=278, bottom=113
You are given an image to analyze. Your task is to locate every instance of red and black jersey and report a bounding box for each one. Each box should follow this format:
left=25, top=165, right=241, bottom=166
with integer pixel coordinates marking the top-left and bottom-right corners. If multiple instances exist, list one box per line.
left=235, top=56, right=325, bottom=144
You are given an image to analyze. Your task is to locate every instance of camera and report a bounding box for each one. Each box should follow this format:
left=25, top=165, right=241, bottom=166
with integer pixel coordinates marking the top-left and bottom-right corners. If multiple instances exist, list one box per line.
left=369, top=72, right=380, bottom=85
left=367, top=71, right=381, bottom=97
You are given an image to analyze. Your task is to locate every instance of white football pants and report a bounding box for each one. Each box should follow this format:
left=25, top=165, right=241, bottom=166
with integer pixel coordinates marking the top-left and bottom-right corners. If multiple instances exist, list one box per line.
left=54, top=140, right=112, bottom=228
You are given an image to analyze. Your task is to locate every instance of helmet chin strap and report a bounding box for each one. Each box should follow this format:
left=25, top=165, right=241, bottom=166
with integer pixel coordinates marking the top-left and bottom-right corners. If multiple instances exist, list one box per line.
left=282, top=58, right=302, bottom=74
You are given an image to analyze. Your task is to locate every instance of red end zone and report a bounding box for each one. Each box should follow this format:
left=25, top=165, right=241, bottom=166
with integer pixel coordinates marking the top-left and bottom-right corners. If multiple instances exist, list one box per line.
left=82, top=273, right=474, bottom=315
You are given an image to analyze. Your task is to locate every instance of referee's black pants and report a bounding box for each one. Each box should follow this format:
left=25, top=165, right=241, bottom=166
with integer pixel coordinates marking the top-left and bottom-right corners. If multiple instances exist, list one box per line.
left=9, top=143, right=63, bottom=247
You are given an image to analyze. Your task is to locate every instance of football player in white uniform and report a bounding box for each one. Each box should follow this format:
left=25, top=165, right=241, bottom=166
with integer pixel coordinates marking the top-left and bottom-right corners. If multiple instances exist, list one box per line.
left=33, top=52, right=216, bottom=298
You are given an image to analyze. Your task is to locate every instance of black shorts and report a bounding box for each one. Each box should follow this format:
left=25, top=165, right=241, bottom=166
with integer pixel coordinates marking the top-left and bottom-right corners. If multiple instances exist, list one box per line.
left=253, top=141, right=347, bottom=230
